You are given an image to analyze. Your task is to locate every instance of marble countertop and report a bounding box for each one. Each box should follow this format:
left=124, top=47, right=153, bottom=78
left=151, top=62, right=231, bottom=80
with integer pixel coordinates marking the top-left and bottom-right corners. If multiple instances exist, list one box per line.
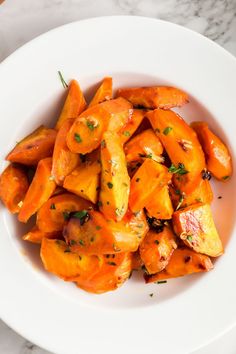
left=0, top=0, right=236, bottom=353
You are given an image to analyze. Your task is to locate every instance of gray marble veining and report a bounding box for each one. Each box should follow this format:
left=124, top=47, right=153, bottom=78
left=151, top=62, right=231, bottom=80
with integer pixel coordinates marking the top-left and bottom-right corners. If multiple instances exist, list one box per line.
left=0, top=0, right=236, bottom=353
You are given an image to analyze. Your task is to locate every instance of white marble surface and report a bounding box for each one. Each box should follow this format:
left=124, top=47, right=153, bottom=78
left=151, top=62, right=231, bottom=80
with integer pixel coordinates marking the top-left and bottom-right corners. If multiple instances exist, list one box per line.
left=0, top=0, right=236, bottom=353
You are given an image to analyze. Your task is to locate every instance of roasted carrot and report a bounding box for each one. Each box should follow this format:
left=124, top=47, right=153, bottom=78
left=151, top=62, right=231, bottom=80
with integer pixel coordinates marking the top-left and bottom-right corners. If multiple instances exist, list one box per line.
left=118, top=109, right=146, bottom=144
left=64, top=209, right=148, bottom=255
left=0, top=164, right=29, bottom=213
left=140, top=227, right=177, bottom=274
left=191, top=121, right=232, bottom=181
left=40, top=238, right=100, bottom=281
left=66, top=105, right=110, bottom=154
left=6, top=126, right=57, bottom=166
left=23, top=225, right=60, bottom=244
left=18, top=158, right=56, bottom=223
left=99, top=131, right=130, bottom=221
left=76, top=252, right=132, bottom=294
left=63, top=161, right=101, bottom=203
left=145, top=248, right=213, bottom=283
left=147, top=109, right=206, bottom=194
left=124, top=128, right=163, bottom=163
left=146, top=185, right=174, bottom=219
left=37, top=193, right=92, bottom=233
left=117, top=86, right=188, bottom=109
left=52, top=118, right=79, bottom=185
left=55, top=79, right=87, bottom=130
left=89, top=77, right=112, bottom=107
left=129, top=159, right=172, bottom=212
left=172, top=203, right=223, bottom=257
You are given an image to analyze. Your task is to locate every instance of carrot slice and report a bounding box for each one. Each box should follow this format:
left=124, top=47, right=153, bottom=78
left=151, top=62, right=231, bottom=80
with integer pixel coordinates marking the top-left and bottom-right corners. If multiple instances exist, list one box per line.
left=52, top=118, right=79, bottom=185
left=124, top=128, right=163, bottom=163
left=55, top=79, right=87, bottom=130
left=146, top=185, right=174, bottom=219
left=117, top=86, right=188, bottom=109
left=66, top=105, right=110, bottom=154
left=18, top=158, right=56, bottom=223
left=63, top=161, right=101, bottom=203
left=172, top=203, right=223, bottom=257
left=118, top=109, right=146, bottom=144
left=37, top=193, right=92, bottom=233
left=6, top=126, right=57, bottom=166
left=169, top=179, right=213, bottom=210
left=145, top=248, right=213, bottom=283
left=89, top=77, right=112, bottom=107
left=23, top=225, right=60, bottom=244
left=140, top=227, right=177, bottom=274
left=147, top=109, right=206, bottom=194
left=129, top=159, right=172, bottom=212
left=191, top=121, right=232, bottom=181
left=76, top=252, right=132, bottom=294
left=99, top=131, right=130, bottom=221
left=0, top=164, right=29, bottom=213
left=64, top=209, right=148, bottom=255
left=40, top=238, right=100, bottom=281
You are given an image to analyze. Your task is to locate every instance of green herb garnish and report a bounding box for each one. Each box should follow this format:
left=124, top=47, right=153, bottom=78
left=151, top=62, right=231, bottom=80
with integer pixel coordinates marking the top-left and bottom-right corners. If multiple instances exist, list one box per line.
left=107, top=261, right=117, bottom=266
left=101, top=140, right=106, bottom=148
left=96, top=225, right=102, bottom=230
left=156, top=280, right=167, bottom=284
left=63, top=211, right=70, bottom=220
left=58, top=71, right=68, bottom=88
left=154, top=239, right=159, bottom=245
left=86, top=120, right=97, bottom=131
left=168, top=163, right=188, bottom=175
left=107, top=182, right=113, bottom=189
left=176, top=194, right=184, bottom=210
left=74, top=133, right=82, bottom=143
left=73, top=210, right=88, bottom=220
left=79, top=239, right=85, bottom=246
left=222, top=175, right=230, bottom=180
left=50, top=203, right=56, bottom=210
left=163, top=127, right=172, bottom=135
left=123, top=131, right=131, bottom=137
left=187, top=235, right=193, bottom=242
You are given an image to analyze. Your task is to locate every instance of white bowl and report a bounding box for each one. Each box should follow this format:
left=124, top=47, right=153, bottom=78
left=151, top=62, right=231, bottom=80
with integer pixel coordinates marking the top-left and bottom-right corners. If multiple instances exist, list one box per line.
left=0, top=16, right=235, bottom=354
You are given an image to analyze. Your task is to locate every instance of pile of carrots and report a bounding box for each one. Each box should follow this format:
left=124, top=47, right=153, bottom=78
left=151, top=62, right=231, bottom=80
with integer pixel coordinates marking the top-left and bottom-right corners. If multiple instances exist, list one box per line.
left=0, top=75, right=232, bottom=294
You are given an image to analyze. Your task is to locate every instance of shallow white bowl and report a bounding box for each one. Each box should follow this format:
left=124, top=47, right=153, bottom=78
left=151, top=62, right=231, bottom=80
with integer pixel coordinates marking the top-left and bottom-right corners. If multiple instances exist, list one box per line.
left=0, top=16, right=235, bottom=354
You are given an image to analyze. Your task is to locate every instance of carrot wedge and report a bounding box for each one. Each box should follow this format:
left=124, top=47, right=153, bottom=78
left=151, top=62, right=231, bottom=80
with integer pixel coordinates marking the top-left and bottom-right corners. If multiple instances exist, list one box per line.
left=6, top=126, right=57, bottom=166
left=0, top=164, right=29, bottom=213
left=191, top=121, right=232, bottom=181
left=18, top=158, right=56, bottom=223
left=146, top=185, right=174, bottom=219
left=118, top=109, right=146, bottom=144
left=40, top=238, right=100, bottom=281
left=145, top=248, right=213, bottom=283
left=89, top=77, right=112, bottom=107
left=147, top=109, right=206, bottom=194
left=55, top=79, right=87, bottom=130
left=117, top=86, right=188, bottom=109
left=52, top=118, right=80, bottom=185
left=23, top=226, right=59, bottom=244
left=37, top=193, right=92, bottom=233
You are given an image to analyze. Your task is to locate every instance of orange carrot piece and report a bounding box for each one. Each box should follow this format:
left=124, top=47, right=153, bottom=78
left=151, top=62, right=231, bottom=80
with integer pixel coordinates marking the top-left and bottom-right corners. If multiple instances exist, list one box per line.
left=6, top=126, right=57, bottom=166
left=117, top=86, right=188, bottom=109
left=191, top=121, right=232, bottom=181
left=146, top=185, right=174, bottom=219
left=55, top=79, right=87, bottom=130
left=66, top=105, right=110, bottom=154
left=37, top=193, right=92, bottom=233
left=118, top=109, right=146, bottom=144
left=124, top=128, right=163, bottom=163
left=52, top=118, right=80, bottom=185
left=23, top=225, right=60, bottom=244
left=89, top=77, right=112, bottom=107
left=140, top=227, right=177, bottom=274
left=147, top=109, right=206, bottom=194
left=76, top=252, right=132, bottom=294
left=129, top=159, right=172, bottom=212
left=0, top=164, right=29, bottom=213
left=145, top=248, right=213, bottom=283
left=18, top=158, right=56, bottom=223
left=40, top=238, right=100, bottom=281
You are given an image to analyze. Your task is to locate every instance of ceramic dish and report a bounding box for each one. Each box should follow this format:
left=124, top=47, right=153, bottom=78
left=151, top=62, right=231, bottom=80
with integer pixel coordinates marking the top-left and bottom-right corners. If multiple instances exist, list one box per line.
left=0, top=16, right=235, bottom=354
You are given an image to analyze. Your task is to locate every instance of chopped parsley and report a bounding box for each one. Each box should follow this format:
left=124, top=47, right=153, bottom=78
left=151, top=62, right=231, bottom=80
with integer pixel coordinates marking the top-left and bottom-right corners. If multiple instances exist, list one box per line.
left=123, top=131, right=131, bottom=137
left=97, top=201, right=103, bottom=207
left=163, top=127, right=173, bottom=135
left=195, top=198, right=202, bottom=203
left=176, top=194, right=184, bottom=210
left=187, top=235, right=193, bottom=242
left=50, top=203, right=56, bottom=210
left=79, top=239, right=85, bottom=246
left=154, top=240, right=159, bottom=245
left=63, top=211, right=70, bottom=220
left=107, top=261, right=117, bottom=266
left=168, top=163, right=189, bottom=175
left=107, top=182, right=113, bottom=189
left=69, top=240, right=77, bottom=246
left=74, top=133, right=82, bottom=143
left=96, top=225, right=102, bottom=230
left=86, top=120, right=97, bottom=131
left=58, top=71, right=68, bottom=88
left=73, top=210, right=88, bottom=219
left=101, top=140, right=106, bottom=148
left=222, top=175, right=230, bottom=180
left=155, top=280, right=167, bottom=284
